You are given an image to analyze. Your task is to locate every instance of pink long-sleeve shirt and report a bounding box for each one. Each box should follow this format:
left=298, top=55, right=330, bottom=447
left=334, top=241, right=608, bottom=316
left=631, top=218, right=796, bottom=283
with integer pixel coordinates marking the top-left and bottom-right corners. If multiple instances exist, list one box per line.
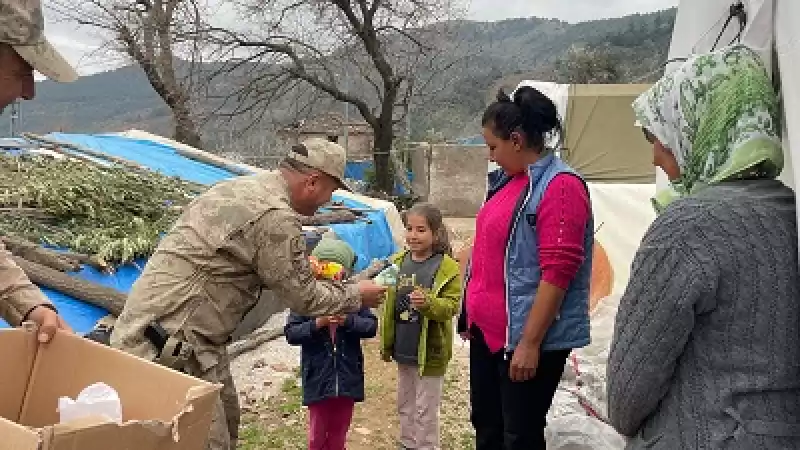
left=467, top=173, right=591, bottom=353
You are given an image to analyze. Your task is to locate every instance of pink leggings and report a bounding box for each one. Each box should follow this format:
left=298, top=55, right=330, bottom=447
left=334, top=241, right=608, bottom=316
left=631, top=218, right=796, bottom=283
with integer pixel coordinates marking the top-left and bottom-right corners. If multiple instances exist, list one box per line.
left=308, top=397, right=356, bottom=450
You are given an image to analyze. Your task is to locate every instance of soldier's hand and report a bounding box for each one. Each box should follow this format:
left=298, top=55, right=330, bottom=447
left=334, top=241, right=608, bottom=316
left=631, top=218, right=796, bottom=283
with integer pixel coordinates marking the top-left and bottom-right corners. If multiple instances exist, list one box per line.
left=27, top=306, right=72, bottom=343
left=329, top=315, right=346, bottom=325
left=315, top=316, right=331, bottom=329
left=357, top=280, right=387, bottom=309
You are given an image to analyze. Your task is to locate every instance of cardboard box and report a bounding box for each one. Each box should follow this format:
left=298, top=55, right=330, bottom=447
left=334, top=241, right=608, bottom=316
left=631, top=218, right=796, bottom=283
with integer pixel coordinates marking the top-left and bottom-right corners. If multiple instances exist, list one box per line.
left=0, top=327, right=220, bottom=450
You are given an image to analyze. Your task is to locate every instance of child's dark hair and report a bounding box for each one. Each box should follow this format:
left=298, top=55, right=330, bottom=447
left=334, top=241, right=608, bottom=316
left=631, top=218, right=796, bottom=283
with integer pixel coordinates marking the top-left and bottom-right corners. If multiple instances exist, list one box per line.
left=481, top=86, right=563, bottom=152
left=402, top=202, right=453, bottom=256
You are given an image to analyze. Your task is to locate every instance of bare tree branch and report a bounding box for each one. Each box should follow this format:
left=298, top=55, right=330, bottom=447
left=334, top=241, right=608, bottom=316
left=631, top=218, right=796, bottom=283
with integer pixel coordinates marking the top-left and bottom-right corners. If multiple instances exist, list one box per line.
left=51, top=0, right=207, bottom=148
left=203, top=0, right=469, bottom=192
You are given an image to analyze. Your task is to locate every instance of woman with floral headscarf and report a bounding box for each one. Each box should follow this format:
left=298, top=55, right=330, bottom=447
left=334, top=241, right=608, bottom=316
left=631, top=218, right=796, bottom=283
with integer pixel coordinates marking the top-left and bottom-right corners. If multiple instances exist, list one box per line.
left=606, top=45, right=800, bottom=449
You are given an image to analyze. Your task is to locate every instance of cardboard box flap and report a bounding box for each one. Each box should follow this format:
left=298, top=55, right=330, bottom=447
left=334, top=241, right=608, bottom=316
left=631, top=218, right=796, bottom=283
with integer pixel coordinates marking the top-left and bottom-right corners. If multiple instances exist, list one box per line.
left=45, top=414, right=216, bottom=450
left=21, top=332, right=219, bottom=427
left=184, top=384, right=219, bottom=404
left=0, top=416, right=40, bottom=449
left=0, top=329, right=39, bottom=422
left=0, top=329, right=220, bottom=450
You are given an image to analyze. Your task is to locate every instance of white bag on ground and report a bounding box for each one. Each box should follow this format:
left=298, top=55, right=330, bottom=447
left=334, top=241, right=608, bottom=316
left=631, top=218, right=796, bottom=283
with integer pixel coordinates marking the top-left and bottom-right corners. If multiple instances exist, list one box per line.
left=546, top=414, right=627, bottom=450
left=58, top=382, right=123, bottom=424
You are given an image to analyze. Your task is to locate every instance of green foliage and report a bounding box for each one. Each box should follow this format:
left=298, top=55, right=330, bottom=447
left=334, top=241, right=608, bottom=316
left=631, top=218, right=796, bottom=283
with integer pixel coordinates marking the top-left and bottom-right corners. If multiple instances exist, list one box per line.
left=0, top=154, right=200, bottom=265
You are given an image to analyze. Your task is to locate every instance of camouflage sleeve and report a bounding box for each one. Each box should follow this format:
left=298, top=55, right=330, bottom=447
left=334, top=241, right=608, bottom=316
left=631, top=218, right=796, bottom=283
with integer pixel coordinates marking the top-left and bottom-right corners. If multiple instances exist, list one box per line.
left=249, top=210, right=362, bottom=316
left=0, top=242, right=53, bottom=326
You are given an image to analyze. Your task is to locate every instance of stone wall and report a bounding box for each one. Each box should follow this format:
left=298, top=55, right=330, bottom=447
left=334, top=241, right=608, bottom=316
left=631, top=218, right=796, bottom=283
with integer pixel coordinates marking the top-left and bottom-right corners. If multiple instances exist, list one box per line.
left=425, top=144, right=487, bottom=217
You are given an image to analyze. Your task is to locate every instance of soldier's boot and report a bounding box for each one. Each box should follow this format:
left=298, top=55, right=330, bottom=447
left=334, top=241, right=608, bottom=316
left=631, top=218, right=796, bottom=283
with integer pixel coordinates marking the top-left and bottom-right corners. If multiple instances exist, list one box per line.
left=194, top=361, right=240, bottom=450
left=220, top=367, right=241, bottom=447
left=207, top=398, right=231, bottom=450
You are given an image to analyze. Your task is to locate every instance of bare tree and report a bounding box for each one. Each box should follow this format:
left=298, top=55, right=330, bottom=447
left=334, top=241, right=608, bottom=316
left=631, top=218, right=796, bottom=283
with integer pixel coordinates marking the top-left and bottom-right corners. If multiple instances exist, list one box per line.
left=556, top=44, right=623, bottom=84
left=51, top=0, right=208, bottom=148
left=202, top=0, right=468, bottom=193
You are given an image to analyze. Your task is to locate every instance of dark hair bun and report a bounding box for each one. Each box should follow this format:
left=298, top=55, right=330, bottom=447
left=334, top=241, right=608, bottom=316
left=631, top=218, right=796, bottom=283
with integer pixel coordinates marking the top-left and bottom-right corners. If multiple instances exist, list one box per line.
left=481, top=86, right=563, bottom=152
left=513, top=86, right=559, bottom=135
left=496, top=89, right=512, bottom=103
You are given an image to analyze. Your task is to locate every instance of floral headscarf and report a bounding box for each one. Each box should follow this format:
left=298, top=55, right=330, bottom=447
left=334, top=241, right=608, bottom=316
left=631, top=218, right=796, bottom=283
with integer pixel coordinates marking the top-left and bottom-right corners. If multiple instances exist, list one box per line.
left=632, top=45, right=783, bottom=213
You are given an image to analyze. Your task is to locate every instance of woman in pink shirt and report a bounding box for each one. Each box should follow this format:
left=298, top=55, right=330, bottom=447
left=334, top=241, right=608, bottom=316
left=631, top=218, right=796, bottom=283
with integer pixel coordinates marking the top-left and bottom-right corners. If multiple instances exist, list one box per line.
left=458, top=86, right=593, bottom=450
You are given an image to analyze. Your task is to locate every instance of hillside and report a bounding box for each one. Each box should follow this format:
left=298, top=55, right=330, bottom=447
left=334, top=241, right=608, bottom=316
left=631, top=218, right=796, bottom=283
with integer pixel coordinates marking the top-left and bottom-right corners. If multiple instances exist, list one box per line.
left=1, top=8, right=676, bottom=150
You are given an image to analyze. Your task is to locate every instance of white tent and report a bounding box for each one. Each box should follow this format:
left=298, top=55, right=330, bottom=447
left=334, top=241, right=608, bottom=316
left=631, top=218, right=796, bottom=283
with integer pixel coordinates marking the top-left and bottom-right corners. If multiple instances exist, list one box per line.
left=664, top=0, right=797, bottom=193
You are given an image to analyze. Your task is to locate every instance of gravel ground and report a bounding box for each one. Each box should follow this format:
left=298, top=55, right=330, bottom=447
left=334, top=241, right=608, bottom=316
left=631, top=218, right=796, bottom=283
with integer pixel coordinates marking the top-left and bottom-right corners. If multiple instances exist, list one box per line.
left=230, top=310, right=300, bottom=410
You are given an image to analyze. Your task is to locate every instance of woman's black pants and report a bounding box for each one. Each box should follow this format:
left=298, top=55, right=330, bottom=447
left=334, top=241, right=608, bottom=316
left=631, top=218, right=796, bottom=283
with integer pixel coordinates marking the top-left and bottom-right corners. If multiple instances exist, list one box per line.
left=469, top=324, right=570, bottom=450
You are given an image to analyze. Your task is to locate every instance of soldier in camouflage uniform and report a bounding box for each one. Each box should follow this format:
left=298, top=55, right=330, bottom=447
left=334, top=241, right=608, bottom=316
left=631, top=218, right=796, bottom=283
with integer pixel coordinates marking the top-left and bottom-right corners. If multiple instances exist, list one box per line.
left=0, top=0, right=78, bottom=342
left=110, top=138, right=388, bottom=450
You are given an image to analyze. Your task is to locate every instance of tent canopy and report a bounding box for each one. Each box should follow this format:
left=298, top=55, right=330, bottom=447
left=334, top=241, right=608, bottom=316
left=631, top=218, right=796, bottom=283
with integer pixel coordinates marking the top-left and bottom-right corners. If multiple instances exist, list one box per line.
left=486, top=82, right=656, bottom=184
left=563, top=84, right=654, bottom=184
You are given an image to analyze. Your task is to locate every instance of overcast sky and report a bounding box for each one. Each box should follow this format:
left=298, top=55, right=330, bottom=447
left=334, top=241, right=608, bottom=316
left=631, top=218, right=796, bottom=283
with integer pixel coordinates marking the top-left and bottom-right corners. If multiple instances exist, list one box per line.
left=43, top=0, right=680, bottom=76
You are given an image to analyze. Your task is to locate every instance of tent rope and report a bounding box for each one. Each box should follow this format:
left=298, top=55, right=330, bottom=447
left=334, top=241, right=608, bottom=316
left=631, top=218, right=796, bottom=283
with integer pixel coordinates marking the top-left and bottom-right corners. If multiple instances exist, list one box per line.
left=631, top=1, right=749, bottom=84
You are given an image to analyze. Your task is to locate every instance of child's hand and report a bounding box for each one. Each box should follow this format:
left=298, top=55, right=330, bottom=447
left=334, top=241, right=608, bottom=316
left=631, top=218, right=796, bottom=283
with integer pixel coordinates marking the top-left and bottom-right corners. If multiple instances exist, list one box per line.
left=315, top=316, right=331, bottom=329
left=409, top=289, right=427, bottom=308
left=329, top=315, right=346, bottom=326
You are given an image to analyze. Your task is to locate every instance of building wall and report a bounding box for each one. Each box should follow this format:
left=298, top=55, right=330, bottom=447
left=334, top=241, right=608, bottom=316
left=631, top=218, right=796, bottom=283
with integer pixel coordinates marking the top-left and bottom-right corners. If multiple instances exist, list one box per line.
left=426, top=144, right=488, bottom=217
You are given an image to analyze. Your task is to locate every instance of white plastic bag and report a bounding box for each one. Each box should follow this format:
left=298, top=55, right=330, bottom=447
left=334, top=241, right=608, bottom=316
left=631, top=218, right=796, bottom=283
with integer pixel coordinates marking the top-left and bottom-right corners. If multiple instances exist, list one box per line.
left=546, top=414, right=626, bottom=450
left=58, top=382, right=123, bottom=424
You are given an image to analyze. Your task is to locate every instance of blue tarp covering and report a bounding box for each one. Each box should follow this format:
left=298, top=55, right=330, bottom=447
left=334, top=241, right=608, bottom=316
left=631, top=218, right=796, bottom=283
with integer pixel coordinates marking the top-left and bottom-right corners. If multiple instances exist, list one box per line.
left=48, top=133, right=237, bottom=185
left=344, top=160, right=412, bottom=195
left=0, top=133, right=398, bottom=334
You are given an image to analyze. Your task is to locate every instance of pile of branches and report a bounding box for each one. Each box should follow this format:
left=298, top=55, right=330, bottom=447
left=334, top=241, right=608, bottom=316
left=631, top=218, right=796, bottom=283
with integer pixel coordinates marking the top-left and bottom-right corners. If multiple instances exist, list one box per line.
left=0, top=153, right=202, bottom=267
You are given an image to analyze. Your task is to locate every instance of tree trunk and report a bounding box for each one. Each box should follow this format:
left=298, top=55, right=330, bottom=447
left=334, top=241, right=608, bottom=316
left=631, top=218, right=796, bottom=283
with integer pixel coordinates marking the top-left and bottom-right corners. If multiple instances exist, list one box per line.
left=172, top=102, right=203, bottom=149
left=372, top=117, right=394, bottom=194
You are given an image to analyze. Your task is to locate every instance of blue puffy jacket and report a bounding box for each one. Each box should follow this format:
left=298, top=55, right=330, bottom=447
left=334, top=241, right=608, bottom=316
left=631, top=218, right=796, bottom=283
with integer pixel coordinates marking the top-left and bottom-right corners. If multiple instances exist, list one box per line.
left=285, top=308, right=378, bottom=406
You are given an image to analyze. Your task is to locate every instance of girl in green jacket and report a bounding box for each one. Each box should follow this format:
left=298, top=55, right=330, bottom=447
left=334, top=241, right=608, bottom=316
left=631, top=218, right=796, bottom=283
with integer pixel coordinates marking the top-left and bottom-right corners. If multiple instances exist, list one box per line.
left=380, top=202, right=462, bottom=450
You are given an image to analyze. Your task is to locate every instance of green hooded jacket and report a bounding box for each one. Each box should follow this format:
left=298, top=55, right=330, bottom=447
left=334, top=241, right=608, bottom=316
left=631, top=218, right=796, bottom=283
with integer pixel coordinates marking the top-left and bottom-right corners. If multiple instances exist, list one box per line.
left=379, top=250, right=462, bottom=377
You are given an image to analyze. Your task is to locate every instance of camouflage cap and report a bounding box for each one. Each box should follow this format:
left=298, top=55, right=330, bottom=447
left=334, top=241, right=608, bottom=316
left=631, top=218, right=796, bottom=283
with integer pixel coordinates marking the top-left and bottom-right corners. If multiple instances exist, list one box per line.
left=287, top=138, right=352, bottom=192
left=0, top=0, right=78, bottom=82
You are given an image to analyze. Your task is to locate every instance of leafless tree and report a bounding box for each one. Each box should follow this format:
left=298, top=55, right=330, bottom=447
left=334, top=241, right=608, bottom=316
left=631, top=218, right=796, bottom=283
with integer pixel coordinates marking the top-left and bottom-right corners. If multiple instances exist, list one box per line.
left=51, top=0, right=209, bottom=148
left=202, top=0, right=469, bottom=193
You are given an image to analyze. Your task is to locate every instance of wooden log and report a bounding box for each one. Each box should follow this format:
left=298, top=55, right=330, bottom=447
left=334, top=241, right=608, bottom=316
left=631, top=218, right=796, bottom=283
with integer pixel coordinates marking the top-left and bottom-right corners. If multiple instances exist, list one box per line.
left=23, top=133, right=148, bottom=171
left=169, top=145, right=253, bottom=176
left=2, top=236, right=81, bottom=272
left=227, top=326, right=284, bottom=359
left=56, top=250, right=114, bottom=274
left=12, top=256, right=126, bottom=315
left=23, top=133, right=209, bottom=194
left=300, top=210, right=359, bottom=226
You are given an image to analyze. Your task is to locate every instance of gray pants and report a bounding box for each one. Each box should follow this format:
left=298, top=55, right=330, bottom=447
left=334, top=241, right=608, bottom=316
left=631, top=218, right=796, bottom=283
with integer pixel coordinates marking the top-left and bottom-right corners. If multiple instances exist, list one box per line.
left=397, top=364, right=444, bottom=450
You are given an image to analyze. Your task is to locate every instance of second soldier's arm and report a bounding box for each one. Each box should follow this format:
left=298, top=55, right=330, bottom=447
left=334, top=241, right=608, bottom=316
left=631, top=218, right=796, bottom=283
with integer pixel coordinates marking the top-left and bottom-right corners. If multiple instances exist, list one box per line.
left=0, top=242, right=56, bottom=326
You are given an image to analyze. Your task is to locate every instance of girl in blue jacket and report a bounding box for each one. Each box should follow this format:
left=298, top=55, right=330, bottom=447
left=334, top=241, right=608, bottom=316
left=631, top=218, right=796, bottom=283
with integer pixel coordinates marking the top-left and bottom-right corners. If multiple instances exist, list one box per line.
left=285, top=238, right=378, bottom=450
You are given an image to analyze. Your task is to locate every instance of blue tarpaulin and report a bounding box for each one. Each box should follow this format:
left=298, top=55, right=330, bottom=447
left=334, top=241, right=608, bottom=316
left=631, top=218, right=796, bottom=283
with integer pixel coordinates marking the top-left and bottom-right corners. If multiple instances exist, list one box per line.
left=0, top=133, right=398, bottom=334
left=344, top=160, right=413, bottom=195
left=48, top=133, right=236, bottom=185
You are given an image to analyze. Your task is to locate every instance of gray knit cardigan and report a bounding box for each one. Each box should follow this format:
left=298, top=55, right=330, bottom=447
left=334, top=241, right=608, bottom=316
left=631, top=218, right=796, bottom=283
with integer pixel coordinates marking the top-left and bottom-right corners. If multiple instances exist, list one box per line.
left=607, top=180, right=800, bottom=449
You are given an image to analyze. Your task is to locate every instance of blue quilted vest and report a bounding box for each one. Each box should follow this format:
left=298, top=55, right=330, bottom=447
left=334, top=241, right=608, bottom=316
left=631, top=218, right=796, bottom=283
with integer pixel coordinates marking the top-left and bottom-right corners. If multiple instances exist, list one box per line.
left=461, top=153, right=593, bottom=352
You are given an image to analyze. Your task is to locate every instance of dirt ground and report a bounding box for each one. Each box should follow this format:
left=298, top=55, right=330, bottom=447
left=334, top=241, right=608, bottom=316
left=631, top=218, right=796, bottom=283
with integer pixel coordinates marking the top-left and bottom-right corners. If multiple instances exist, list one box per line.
left=239, top=338, right=474, bottom=450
